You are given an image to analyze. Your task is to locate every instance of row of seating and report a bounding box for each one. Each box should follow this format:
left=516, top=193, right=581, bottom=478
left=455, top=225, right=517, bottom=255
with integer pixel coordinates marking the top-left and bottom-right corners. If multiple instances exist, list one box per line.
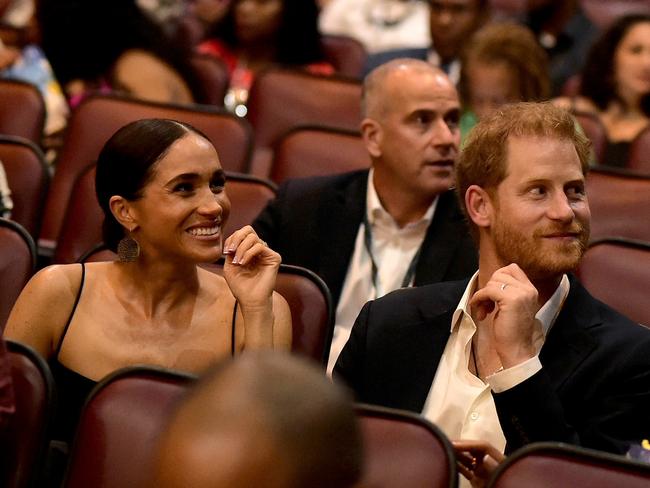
left=5, top=338, right=650, bottom=488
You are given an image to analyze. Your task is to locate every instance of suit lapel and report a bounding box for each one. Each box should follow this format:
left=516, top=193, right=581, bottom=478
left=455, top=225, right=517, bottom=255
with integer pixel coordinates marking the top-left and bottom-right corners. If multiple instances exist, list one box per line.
left=316, top=172, right=368, bottom=305
left=414, top=190, right=469, bottom=284
left=405, top=309, right=455, bottom=411
left=540, top=277, right=599, bottom=391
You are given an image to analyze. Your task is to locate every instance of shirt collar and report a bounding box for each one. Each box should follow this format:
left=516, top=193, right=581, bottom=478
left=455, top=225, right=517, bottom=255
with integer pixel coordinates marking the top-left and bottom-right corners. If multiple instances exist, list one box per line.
left=366, top=168, right=437, bottom=228
left=452, top=272, right=570, bottom=336
left=426, top=50, right=461, bottom=85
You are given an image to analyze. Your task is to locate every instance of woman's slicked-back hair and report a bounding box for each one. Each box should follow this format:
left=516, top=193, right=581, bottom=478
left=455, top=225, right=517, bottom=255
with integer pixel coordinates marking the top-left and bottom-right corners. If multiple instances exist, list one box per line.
left=95, top=118, right=208, bottom=251
left=580, top=13, right=650, bottom=115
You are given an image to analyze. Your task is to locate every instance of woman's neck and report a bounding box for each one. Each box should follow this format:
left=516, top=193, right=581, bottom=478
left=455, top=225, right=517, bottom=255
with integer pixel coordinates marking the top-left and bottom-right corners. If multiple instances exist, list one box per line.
left=116, top=257, right=201, bottom=320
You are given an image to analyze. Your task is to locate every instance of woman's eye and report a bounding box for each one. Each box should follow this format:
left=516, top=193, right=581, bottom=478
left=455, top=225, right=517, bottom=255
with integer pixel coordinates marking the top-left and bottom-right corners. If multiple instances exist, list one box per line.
left=174, top=183, right=194, bottom=192
left=210, top=182, right=225, bottom=193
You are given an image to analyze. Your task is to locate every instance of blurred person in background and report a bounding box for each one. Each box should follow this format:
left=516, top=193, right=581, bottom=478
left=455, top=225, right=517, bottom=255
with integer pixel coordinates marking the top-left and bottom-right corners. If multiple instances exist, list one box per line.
left=554, top=14, right=650, bottom=167
left=38, top=0, right=202, bottom=107
left=198, top=0, right=333, bottom=115
left=458, top=22, right=550, bottom=139
left=319, top=0, right=431, bottom=54
left=520, top=0, right=599, bottom=95
left=364, top=0, right=490, bottom=84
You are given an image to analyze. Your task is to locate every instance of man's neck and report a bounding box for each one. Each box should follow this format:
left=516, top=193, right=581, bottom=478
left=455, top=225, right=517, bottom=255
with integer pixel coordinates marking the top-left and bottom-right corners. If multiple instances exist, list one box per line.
left=372, top=173, right=437, bottom=228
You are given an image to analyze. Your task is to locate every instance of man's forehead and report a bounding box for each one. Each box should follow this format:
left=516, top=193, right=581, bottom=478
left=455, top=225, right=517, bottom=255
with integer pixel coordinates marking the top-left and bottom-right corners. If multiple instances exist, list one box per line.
left=504, top=135, right=584, bottom=179
left=386, top=69, right=458, bottom=101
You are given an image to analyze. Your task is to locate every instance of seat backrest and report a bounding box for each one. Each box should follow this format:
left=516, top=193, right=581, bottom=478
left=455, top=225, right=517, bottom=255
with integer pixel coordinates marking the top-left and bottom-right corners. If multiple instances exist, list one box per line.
left=0, top=219, right=35, bottom=331
left=222, top=173, right=277, bottom=239
left=320, top=34, right=368, bottom=79
left=627, top=125, right=650, bottom=175
left=188, top=53, right=229, bottom=106
left=64, top=366, right=195, bottom=488
left=269, top=126, right=369, bottom=184
left=39, top=94, right=253, bottom=251
left=487, top=442, right=650, bottom=488
left=246, top=68, right=362, bottom=175
left=53, top=168, right=275, bottom=264
left=53, top=164, right=102, bottom=264
left=201, top=262, right=334, bottom=364
left=572, top=111, right=608, bottom=164
left=586, top=166, right=650, bottom=242
left=577, top=238, right=650, bottom=327
left=356, top=404, right=457, bottom=488
left=0, top=79, right=45, bottom=145
left=2, top=340, right=55, bottom=488
left=0, top=136, right=49, bottom=238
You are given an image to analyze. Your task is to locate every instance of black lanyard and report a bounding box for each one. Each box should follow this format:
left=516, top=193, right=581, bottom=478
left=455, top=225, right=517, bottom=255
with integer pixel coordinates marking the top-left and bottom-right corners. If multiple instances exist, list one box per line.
left=363, top=213, right=422, bottom=299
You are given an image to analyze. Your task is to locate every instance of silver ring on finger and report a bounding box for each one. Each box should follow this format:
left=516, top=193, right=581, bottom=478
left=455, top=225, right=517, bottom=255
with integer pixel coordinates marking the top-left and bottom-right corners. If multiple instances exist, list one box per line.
left=500, top=283, right=508, bottom=291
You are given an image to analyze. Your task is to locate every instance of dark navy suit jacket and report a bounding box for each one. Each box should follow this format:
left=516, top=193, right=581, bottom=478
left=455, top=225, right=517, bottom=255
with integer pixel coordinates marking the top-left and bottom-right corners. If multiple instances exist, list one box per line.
left=334, top=276, right=650, bottom=454
left=252, top=170, right=478, bottom=309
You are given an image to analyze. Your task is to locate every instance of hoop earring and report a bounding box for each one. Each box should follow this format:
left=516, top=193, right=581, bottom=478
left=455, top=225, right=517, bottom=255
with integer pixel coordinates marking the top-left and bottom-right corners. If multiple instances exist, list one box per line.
left=117, top=235, right=140, bottom=262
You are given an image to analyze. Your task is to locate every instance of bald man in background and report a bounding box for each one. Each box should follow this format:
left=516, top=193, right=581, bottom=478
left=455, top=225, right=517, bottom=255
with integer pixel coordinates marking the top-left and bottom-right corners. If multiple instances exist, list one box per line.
left=254, top=59, right=477, bottom=373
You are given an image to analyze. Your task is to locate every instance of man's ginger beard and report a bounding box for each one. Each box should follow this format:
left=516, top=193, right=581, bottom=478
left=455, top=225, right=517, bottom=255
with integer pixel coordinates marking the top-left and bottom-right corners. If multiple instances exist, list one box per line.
left=490, top=202, right=590, bottom=281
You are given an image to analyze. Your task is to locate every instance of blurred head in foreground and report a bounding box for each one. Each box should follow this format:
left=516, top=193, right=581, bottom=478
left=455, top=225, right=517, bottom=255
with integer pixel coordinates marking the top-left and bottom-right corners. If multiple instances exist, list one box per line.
left=154, top=352, right=363, bottom=488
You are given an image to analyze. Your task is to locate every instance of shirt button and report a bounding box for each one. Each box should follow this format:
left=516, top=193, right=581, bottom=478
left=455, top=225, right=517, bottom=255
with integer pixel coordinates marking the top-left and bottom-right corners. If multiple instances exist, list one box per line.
left=470, top=412, right=479, bottom=421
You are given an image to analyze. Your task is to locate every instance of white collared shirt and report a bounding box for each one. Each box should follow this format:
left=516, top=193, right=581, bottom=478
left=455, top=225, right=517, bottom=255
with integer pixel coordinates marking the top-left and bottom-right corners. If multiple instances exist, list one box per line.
left=421, top=272, right=570, bottom=453
left=326, top=169, right=438, bottom=375
left=427, top=50, right=461, bottom=86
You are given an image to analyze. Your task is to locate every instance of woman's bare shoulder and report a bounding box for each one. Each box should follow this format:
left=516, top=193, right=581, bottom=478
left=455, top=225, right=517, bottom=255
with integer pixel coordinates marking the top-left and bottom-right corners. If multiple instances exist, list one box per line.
left=4, top=264, right=86, bottom=356
left=25, top=263, right=86, bottom=299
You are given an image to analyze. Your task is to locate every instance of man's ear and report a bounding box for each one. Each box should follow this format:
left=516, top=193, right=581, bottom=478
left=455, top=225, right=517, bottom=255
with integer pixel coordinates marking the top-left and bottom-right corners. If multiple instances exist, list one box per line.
left=361, top=118, right=382, bottom=159
left=109, top=196, right=138, bottom=231
left=465, top=185, right=494, bottom=229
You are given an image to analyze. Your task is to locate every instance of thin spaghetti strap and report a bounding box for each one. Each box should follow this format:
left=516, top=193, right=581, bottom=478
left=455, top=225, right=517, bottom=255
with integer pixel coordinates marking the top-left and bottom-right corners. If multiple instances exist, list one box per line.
left=54, top=262, right=86, bottom=357
left=231, top=299, right=238, bottom=357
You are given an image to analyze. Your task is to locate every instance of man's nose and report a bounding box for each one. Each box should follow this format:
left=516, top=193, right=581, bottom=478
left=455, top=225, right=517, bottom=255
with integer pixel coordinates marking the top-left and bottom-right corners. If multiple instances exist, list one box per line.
left=547, top=193, right=575, bottom=222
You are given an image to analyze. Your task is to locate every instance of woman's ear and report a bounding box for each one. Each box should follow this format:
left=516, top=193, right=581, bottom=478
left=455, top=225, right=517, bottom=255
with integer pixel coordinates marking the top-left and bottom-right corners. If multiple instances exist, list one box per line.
left=465, top=185, right=494, bottom=230
left=361, top=118, right=382, bottom=159
left=109, top=196, right=138, bottom=231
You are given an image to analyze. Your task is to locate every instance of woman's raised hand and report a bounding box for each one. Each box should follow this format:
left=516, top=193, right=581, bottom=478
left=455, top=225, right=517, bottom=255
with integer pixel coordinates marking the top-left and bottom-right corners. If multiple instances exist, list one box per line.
left=222, top=226, right=280, bottom=309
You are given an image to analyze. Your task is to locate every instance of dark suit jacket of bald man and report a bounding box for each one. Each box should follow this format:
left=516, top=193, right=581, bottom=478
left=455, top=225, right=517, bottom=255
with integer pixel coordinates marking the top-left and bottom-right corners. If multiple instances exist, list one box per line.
left=252, top=169, right=478, bottom=309
left=334, top=275, right=650, bottom=455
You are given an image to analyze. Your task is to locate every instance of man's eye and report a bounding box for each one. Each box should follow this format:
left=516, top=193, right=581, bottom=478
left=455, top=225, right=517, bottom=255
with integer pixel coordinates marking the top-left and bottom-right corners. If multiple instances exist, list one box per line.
left=567, top=185, right=586, bottom=198
left=530, top=187, right=546, bottom=196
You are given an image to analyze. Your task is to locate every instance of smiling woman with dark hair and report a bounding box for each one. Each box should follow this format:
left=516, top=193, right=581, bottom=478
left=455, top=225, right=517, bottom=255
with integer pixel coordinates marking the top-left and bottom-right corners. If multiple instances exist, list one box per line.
left=5, top=118, right=291, bottom=447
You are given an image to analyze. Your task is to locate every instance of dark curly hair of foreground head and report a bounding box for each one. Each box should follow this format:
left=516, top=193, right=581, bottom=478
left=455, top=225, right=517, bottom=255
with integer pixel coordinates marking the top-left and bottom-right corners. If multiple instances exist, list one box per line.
left=95, top=118, right=211, bottom=252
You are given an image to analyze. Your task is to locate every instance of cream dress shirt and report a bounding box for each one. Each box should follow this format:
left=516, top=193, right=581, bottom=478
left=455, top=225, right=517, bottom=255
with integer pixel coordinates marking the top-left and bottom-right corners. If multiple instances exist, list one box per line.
left=326, top=169, right=437, bottom=374
left=422, top=273, right=570, bottom=455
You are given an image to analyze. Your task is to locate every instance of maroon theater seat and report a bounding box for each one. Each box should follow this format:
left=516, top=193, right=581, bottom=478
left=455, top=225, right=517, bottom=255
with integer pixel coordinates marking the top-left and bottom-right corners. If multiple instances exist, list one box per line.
left=486, top=442, right=650, bottom=488
left=356, top=404, right=457, bottom=488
